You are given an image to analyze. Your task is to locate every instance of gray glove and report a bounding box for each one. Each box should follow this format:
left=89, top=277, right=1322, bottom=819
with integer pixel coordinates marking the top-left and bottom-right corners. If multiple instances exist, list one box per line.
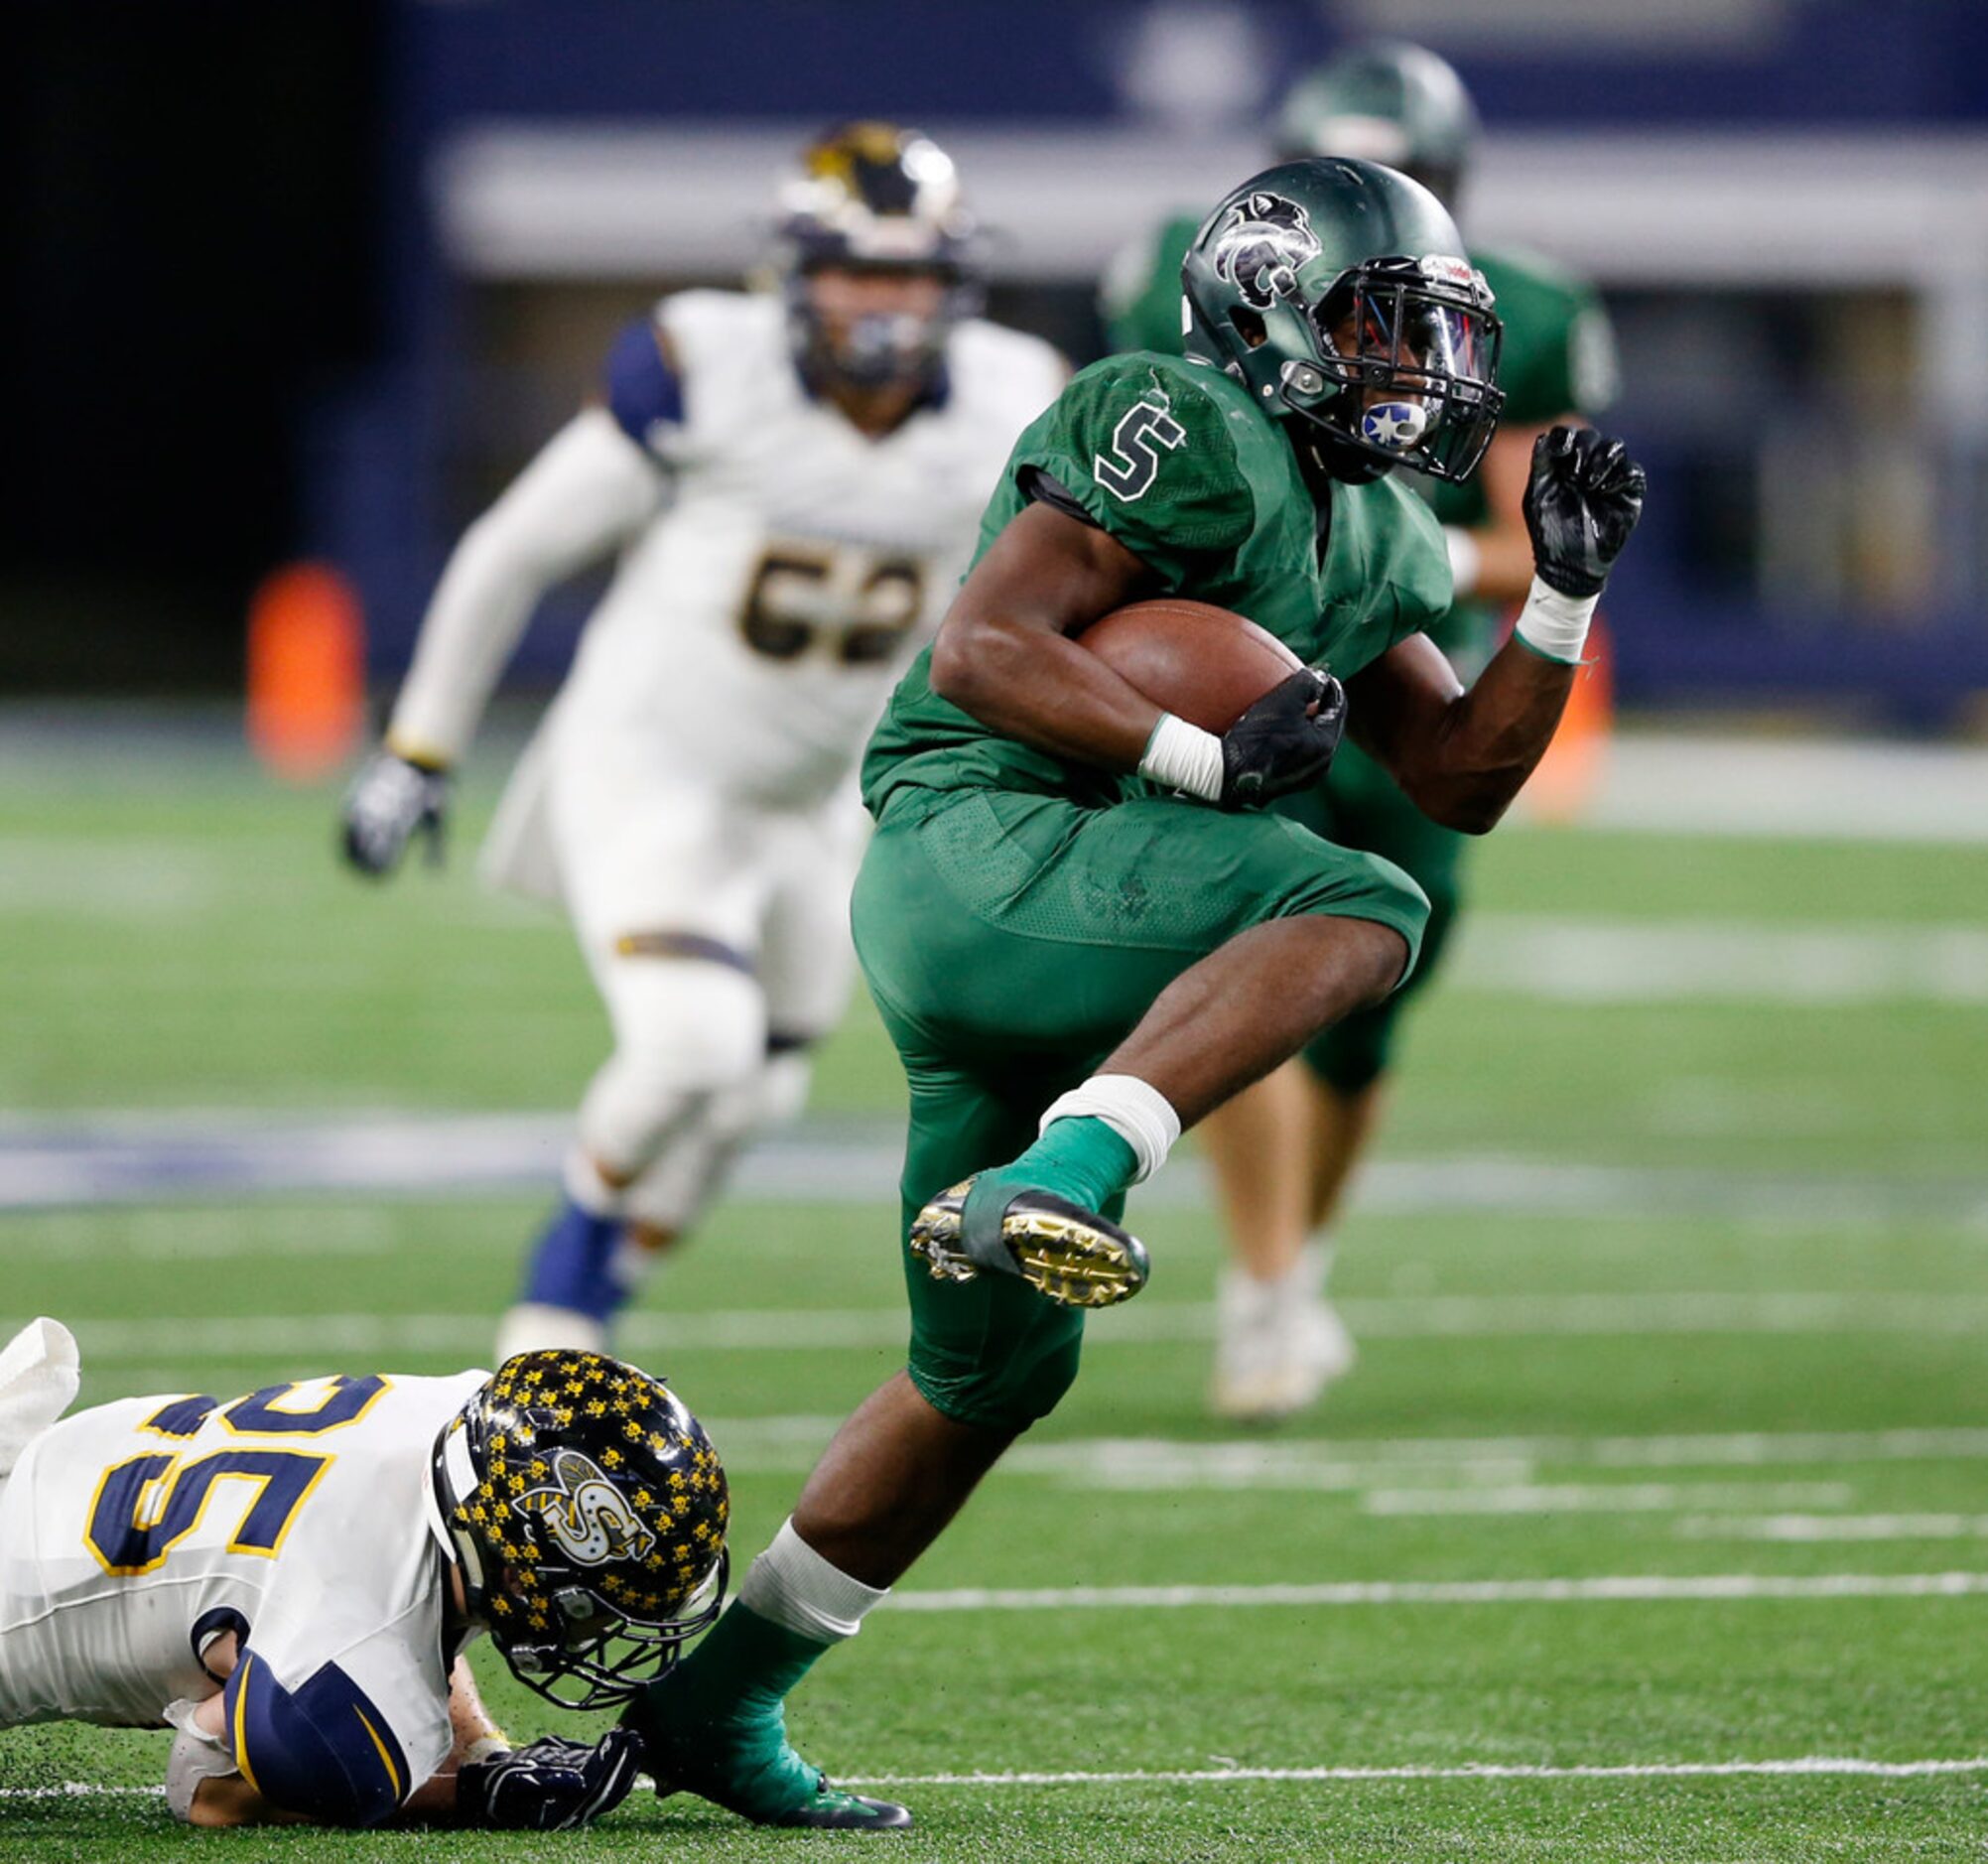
left=340, top=748, right=449, bottom=876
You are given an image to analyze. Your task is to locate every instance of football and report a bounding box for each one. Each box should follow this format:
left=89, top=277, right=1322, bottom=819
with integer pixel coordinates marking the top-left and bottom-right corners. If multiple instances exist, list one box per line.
left=1076, top=599, right=1303, bottom=733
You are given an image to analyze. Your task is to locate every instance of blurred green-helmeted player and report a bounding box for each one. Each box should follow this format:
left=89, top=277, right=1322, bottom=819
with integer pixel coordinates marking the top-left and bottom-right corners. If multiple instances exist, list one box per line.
left=618, top=152, right=1643, bottom=1830
left=1102, top=41, right=1622, bottom=1421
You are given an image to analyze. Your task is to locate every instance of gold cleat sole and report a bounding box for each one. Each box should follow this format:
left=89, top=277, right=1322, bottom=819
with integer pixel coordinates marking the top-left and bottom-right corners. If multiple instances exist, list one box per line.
left=909, top=1179, right=1150, bottom=1310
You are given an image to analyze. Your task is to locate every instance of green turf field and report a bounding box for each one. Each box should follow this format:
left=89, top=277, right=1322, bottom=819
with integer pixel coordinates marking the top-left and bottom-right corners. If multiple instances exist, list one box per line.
left=2, top=724, right=1986, bottom=1859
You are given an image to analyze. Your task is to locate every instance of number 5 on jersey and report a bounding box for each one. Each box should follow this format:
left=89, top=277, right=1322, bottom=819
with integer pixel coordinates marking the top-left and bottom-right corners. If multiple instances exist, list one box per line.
left=1094, top=398, right=1187, bottom=502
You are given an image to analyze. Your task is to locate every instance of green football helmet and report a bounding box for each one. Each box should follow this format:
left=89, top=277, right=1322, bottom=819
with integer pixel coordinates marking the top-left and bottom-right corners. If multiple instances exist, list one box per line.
left=1182, top=158, right=1503, bottom=484
left=1275, top=41, right=1480, bottom=212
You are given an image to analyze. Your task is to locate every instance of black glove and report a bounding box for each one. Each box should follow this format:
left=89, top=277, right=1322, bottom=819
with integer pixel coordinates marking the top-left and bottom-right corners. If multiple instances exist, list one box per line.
left=340, top=748, right=449, bottom=876
left=1219, top=667, right=1346, bottom=809
left=457, top=1728, right=644, bottom=1831
left=1522, top=426, right=1647, bottom=599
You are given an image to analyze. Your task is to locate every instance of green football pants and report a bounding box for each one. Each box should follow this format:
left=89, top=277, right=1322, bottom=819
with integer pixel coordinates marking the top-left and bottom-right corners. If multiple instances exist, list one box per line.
left=852, top=784, right=1430, bottom=1432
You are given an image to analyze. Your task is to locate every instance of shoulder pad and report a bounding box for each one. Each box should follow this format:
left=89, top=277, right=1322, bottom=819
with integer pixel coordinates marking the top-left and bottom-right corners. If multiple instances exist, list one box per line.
left=604, top=317, right=685, bottom=455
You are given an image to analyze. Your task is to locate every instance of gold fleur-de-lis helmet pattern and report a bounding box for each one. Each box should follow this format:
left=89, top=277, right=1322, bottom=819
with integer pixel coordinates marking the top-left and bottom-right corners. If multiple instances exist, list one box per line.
left=439, top=1349, right=729, bottom=1711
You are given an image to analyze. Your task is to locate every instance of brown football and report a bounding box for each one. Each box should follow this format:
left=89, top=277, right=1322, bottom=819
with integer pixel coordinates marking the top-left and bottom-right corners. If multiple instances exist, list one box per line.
left=1077, top=599, right=1302, bottom=733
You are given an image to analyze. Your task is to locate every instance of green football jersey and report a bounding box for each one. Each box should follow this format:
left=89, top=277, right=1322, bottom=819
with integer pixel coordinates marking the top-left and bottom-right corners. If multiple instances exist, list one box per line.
left=1102, top=218, right=1617, bottom=674
left=861, top=350, right=1451, bottom=813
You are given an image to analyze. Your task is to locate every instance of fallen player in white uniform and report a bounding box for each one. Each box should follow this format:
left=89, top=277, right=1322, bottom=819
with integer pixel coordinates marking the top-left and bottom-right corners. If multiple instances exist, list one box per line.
left=340, top=122, right=1068, bottom=1360
left=0, top=1319, right=726, bottom=1830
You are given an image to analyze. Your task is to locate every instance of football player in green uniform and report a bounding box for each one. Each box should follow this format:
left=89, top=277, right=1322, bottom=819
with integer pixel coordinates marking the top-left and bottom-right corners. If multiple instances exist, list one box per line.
left=617, top=153, right=1642, bottom=1830
left=1103, top=41, right=1623, bottom=1420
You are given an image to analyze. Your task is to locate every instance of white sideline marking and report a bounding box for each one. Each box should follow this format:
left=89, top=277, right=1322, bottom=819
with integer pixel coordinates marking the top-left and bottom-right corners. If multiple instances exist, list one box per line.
left=998, top=1427, right=1988, bottom=1489
left=846, top=1757, right=1988, bottom=1787
left=1455, top=917, right=1988, bottom=1005
left=1677, top=1514, right=1988, bottom=1542
left=888, top=1572, right=1988, bottom=1612
left=1361, top=1482, right=1852, bottom=1517
left=33, top=1291, right=1988, bottom=1369
left=9, top=1755, right=1988, bottom=1803
left=1580, top=733, right=1988, bottom=845
left=5, top=1116, right=1986, bottom=1225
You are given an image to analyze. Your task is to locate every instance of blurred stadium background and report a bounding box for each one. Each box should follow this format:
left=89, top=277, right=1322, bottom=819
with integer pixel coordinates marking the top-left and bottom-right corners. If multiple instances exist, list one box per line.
left=4, top=2, right=1987, bottom=1857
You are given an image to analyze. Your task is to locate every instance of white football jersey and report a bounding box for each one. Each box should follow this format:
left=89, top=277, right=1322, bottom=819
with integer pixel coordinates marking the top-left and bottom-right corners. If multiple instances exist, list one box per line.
left=0, top=1370, right=483, bottom=1797
left=389, top=291, right=1068, bottom=824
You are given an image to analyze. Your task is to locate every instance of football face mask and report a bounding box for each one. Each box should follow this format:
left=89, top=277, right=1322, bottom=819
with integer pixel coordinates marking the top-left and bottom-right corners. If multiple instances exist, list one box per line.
left=1290, top=258, right=1504, bottom=482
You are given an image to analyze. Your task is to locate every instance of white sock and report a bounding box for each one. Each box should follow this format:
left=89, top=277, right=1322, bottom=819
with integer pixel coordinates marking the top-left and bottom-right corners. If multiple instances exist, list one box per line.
left=737, top=1518, right=888, bottom=1645
left=1037, top=1074, right=1182, bottom=1184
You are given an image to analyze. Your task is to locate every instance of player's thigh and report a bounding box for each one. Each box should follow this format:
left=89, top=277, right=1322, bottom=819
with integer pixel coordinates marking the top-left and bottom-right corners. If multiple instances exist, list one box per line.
left=887, top=1032, right=1090, bottom=1432
left=756, top=793, right=866, bottom=1044
left=854, top=790, right=1430, bottom=1063
left=552, top=759, right=771, bottom=975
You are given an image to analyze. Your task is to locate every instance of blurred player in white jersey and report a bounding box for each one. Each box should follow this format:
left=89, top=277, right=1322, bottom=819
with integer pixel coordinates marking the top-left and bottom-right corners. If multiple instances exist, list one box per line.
left=341, top=123, right=1067, bottom=1360
left=0, top=1319, right=728, bottom=1829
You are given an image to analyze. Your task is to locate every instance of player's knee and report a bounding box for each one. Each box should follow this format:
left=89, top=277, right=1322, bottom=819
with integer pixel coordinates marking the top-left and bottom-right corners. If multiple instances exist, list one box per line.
left=580, top=969, right=766, bottom=1178
left=707, top=1043, right=813, bottom=1145
left=604, top=962, right=767, bottom=1098
left=1298, top=854, right=1428, bottom=1007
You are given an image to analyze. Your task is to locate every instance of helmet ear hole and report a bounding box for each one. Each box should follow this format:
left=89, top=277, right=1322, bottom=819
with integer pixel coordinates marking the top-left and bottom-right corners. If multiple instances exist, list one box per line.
left=1228, top=306, right=1268, bottom=350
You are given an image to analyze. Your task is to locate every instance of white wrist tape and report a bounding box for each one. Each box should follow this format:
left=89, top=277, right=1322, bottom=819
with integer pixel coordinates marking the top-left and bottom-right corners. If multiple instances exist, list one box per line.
left=739, top=1518, right=888, bottom=1644
left=1514, top=576, right=1600, bottom=665
left=1442, top=525, right=1482, bottom=599
left=1038, top=1073, right=1182, bottom=1185
left=1138, top=712, right=1224, bottom=803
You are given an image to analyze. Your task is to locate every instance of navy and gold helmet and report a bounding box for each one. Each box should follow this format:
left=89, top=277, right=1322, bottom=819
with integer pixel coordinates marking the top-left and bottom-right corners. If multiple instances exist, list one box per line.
left=773, top=120, right=985, bottom=391
left=429, top=1352, right=728, bottom=1710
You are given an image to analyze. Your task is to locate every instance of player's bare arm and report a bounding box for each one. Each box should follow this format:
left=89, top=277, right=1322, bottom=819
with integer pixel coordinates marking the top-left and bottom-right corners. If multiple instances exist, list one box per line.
left=929, top=500, right=1161, bottom=765
left=1350, top=423, right=1645, bottom=832
left=933, top=501, right=1344, bottom=806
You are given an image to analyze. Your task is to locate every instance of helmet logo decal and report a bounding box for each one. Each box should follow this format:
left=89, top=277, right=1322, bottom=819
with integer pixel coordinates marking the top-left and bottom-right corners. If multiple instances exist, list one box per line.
left=1211, top=193, right=1321, bottom=311
left=515, top=1448, right=659, bottom=1568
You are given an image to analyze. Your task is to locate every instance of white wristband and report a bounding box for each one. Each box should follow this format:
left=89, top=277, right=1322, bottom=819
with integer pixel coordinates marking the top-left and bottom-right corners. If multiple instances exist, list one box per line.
left=1138, top=712, right=1225, bottom=803
left=1442, top=525, right=1482, bottom=600
left=1514, top=576, right=1600, bottom=665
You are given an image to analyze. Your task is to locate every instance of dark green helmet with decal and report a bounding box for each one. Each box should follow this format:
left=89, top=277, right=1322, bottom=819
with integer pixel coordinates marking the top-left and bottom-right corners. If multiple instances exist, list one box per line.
left=1182, top=157, right=1503, bottom=484
left=1275, top=41, right=1480, bottom=211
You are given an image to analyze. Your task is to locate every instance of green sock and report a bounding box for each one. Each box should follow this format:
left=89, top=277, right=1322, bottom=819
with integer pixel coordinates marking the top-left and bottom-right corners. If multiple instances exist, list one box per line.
left=1003, top=1115, right=1138, bottom=1212
left=629, top=1601, right=833, bottom=1815
left=639, top=1599, right=825, bottom=1730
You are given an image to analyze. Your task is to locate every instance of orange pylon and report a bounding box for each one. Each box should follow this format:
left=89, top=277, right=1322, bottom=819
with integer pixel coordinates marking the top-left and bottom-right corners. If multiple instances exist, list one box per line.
left=246, top=562, right=364, bottom=783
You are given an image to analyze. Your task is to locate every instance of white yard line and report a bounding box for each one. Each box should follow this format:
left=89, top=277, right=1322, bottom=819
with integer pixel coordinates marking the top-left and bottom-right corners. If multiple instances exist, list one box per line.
left=31, top=1292, right=1988, bottom=1368
left=888, top=1572, right=1988, bottom=1612
left=8, top=1754, right=1988, bottom=1802
left=1360, top=1482, right=1852, bottom=1517
left=846, top=1756, right=1988, bottom=1787
left=1677, top=1514, right=1988, bottom=1542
